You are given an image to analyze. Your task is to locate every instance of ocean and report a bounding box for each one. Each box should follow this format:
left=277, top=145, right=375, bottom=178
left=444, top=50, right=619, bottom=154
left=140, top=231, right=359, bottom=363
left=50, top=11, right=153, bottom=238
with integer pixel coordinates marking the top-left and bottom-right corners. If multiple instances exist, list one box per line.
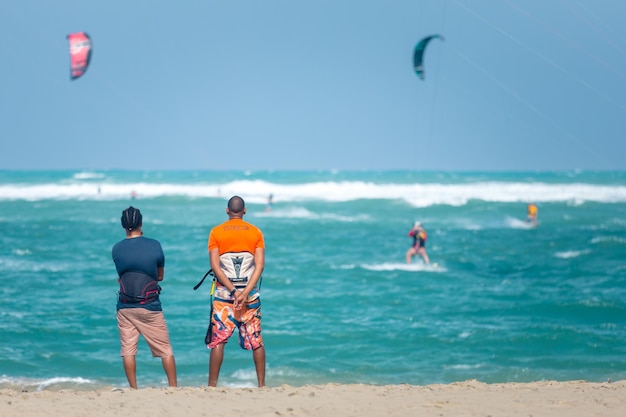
left=1, top=170, right=625, bottom=390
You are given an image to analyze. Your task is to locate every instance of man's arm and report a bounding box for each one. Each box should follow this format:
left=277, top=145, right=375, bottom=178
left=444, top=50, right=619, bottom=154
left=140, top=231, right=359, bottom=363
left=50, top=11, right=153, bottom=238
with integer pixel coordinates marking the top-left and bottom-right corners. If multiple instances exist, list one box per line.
left=157, top=267, right=164, bottom=281
left=209, top=248, right=237, bottom=292
left=246, top=247, right=265, bottom=293
left=233, top=247, right=265, bottom=308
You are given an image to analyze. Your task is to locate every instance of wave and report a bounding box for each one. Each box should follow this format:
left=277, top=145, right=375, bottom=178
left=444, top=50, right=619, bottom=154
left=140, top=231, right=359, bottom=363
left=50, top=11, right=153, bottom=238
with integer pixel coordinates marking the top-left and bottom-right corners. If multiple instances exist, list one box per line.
left=0, top=257, right=73, bottom=273
left=554, top=250, right=592, bottom=259
left=360, top=262, right=446, bottom=273
left=72, top=171, right=106, bottom=180
left=0, top=376, right=100, bottom=392
left=1, top=179, right=626, bottom=205
left=257, top=206, right=371, bottom=222
left=505, top=217, right=536, bottom=229
left=590, top=236, right=626, bottom=244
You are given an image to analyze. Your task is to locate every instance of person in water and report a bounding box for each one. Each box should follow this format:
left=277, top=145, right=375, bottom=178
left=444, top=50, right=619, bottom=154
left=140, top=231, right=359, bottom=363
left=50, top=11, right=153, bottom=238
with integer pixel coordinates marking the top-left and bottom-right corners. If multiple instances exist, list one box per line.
left=206, top=196, right=266, bottom=387
left=265, top=193, right=274, bottom=212
left=111, top=206, right=177, bottom=389
left=406, top=221, right=430, bottom=265
left=527, top=203, right=538, bottom=225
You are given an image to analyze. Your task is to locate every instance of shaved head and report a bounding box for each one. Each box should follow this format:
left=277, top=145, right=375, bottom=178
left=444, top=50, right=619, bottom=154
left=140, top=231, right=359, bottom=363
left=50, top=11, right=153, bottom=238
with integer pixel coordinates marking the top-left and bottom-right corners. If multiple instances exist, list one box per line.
left=227, top=196, right=245, bottom=214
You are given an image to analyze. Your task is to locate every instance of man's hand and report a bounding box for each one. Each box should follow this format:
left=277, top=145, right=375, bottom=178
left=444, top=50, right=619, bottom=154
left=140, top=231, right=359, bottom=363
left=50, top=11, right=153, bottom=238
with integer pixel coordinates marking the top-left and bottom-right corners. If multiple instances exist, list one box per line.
left=233, top=290, right=247, bottom=310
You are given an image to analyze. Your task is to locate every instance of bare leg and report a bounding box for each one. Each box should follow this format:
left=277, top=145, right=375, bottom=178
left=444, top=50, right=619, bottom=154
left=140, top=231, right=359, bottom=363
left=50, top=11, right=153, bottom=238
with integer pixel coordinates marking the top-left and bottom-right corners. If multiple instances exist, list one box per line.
left=418, top=248, right=430, bottom=265
left=122, top=355, right=137, bottom=389
left=252, top=346, right=266, bottom=387
left=208, top=343, right=225, bottom=387
left=161, top=355, right=177, bottom=387
left=405, top=248, right=415, bottom=264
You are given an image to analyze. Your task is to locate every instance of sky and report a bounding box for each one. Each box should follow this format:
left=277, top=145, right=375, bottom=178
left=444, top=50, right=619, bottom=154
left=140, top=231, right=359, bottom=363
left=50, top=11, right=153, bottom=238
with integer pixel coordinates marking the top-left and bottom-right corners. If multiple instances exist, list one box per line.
left=1, top=0, right=625, bottom=171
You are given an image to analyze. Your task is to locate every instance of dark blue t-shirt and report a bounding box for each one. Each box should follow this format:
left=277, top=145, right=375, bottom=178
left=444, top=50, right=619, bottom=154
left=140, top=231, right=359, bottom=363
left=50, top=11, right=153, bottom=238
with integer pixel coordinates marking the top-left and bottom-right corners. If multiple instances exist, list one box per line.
left=112, top=236, right=165, bottom=311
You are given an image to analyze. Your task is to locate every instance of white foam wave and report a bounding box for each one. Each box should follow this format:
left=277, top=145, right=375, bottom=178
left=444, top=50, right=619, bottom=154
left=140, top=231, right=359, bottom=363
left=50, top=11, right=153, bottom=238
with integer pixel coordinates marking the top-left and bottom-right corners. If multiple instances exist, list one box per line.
left=0, top=376, right=95, bottom=391
left=73, top=171, right=106, bottom=180
left=505, top=217, right=535, bottom=229
left=443, top=363, right=485, bottom=370
left=554, top=250, right=591, bottom=259
left=1, top=180, right=626, bottom=205
left=255, top=207, right=371, bottom=222
left=361, top=262, right=445, bottom=273
left=0, top=257, right=71, bottom=272
left=255, top=207, right=317, bottom=219
left=225, top=369, right=261, bottom=388
left=590, top=236, right=626, bottom=244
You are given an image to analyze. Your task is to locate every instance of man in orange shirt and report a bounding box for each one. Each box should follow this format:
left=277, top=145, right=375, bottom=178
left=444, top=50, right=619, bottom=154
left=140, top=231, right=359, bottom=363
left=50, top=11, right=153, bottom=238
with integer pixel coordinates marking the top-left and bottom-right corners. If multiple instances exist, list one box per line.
left=207, top=196, right=266, bottom=387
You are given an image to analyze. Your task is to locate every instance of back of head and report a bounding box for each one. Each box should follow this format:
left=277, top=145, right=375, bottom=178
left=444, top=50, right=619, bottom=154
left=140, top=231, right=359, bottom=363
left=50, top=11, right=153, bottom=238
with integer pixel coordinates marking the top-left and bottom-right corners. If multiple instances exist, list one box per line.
left=227, top=195, right=245, bottom=214
left=121, top=206, right=142, bottom=231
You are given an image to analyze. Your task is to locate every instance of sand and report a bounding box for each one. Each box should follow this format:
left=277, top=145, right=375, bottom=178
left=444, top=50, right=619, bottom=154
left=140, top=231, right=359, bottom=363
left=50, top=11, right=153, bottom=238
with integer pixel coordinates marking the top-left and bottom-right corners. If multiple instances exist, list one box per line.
left=1, top=380, right=625, bottom=417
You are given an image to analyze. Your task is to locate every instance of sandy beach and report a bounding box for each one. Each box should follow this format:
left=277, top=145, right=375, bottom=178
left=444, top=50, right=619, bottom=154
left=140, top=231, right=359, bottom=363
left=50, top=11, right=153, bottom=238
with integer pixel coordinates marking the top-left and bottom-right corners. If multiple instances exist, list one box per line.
left=1, top=380, right=624, bottom=417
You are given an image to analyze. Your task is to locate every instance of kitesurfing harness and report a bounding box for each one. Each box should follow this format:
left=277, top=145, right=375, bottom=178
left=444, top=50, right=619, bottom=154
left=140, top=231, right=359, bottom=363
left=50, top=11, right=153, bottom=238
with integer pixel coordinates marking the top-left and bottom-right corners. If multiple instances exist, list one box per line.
left=193, top=268, right=216, bottom=291
left=194, top=269, right=216, bottom=345
left=218, top=251, right=256, bottom=288
left=118, top=271, right=161, bottom=304
left=193, top=253, right=262, bottom=345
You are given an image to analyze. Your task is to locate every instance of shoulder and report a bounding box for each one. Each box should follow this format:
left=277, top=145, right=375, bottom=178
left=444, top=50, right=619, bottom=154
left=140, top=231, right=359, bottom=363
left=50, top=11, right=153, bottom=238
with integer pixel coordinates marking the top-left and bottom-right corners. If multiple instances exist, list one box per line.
left=209, top=220, right=230, bottom=237
left=138, top=236, right=163, bottom=250
left=210, top=220, right=228, bottom=232
left=112, top=237, right=135, bottom=249
left=247, top=223, right=265, bottom=241
left=248, top=222, right=263, bottom=233
left=112, top=239, right=125, bottom=254
left=244, top=221, right=264, bottom=243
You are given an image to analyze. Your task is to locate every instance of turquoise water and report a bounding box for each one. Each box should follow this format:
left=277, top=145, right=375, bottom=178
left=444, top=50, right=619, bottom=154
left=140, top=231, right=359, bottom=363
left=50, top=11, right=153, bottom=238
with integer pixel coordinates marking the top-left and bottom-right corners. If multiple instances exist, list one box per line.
left=0, top=170, right=625, bottom=390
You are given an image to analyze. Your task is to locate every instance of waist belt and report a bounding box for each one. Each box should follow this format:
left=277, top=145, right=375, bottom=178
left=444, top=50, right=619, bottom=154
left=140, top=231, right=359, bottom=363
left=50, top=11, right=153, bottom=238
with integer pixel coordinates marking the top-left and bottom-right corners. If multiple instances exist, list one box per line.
left=219, top=251, right=256, bottom=288
left=118, top=271, right=161, bottom=304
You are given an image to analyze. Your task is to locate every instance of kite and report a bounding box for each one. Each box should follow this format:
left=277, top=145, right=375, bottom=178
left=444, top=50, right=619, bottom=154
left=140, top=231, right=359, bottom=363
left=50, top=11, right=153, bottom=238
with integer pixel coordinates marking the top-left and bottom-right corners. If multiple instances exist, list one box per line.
left=413, top=34, right=444, bottom=80
left=67, top=32, right=92, bottom=80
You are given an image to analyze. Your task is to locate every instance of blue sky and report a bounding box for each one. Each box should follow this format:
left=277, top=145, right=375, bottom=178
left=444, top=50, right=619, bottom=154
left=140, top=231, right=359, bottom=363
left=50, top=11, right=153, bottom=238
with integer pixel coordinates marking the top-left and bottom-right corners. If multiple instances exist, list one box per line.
left=1, top=0, right=625, bottom=171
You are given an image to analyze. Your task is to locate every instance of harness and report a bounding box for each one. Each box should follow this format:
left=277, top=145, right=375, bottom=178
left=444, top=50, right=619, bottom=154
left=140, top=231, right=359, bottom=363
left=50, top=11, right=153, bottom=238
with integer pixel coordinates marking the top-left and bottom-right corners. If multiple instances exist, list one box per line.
left=194, top=269, right=217, bottom=345
left=412, top=230, right=427, bottom=246
left=219, top=251, right=256, bottom=289
left=118, top=271, right=161, bottom=304
left=193, top=254, right=263, bottom=346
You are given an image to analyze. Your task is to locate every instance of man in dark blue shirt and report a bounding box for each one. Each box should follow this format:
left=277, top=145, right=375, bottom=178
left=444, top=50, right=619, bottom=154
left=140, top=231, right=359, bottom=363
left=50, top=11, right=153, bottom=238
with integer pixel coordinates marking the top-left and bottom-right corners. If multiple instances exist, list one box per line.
left=112, top=207, right=177, bottom=389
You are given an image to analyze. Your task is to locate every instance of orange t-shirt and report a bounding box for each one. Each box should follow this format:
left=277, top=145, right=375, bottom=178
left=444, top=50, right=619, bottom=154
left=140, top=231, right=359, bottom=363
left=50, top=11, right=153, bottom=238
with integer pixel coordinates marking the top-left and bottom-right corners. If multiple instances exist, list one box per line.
left=208, top=218, right=265, bottom=255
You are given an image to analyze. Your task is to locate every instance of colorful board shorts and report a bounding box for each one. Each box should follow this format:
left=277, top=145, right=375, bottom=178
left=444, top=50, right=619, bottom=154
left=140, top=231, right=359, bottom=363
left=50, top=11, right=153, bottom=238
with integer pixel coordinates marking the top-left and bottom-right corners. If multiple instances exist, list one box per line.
left=117, top=308, right=174, bottom=357
left=207, top=286, right=263, bottom=351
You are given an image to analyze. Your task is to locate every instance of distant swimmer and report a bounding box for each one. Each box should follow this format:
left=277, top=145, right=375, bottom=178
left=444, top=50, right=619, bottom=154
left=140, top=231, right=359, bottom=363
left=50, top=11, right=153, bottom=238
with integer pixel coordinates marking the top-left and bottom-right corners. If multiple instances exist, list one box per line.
left=527, top=203, right=538, bottom=226
left=406, top=221, right=430, bottom=265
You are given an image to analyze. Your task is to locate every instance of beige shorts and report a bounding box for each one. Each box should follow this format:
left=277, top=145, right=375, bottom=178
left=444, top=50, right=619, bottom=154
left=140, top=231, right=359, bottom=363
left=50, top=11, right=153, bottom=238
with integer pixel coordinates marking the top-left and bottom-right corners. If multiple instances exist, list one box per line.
left=117, top=308, right=174, bottom=357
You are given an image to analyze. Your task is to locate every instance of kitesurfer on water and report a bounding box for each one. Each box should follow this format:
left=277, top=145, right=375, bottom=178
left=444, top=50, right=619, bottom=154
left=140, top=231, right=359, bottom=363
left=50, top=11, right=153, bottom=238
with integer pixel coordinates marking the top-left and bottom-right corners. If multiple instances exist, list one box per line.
left=406, top=221, right=430, bottom=265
